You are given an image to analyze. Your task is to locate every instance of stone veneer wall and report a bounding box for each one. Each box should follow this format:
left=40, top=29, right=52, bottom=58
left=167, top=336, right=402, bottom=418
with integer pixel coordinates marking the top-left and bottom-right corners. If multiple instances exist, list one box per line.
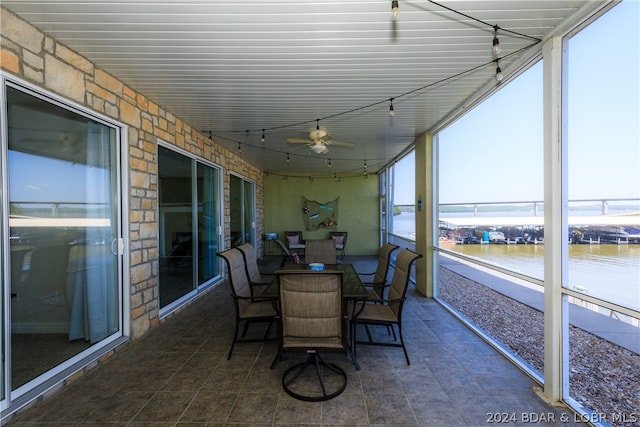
left=0, top=7, right=265, bottom=339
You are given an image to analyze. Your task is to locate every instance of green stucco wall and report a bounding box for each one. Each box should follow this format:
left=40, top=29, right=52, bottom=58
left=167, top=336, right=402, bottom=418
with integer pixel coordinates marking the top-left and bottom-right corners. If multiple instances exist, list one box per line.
left=264, top=174, right=380, bottom=255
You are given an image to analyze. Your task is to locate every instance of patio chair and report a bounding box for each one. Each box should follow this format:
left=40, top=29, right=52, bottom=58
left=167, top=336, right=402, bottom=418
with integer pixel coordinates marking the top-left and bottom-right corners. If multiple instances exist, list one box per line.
left=274, top=238, right=299, bottom=266
left=305, top=239, right=337, bottom=265
left=357, top=243, right=400, bottom=301
left=271, top=269, right=348, bottom=401
left=217, top=247, right=277, bottom=360
left=353, top=249, right=422, bottom=365
left=284, top=231, right=306, bottom=255
left=329, top=231, right=348, bottom=260
left=237, top=243, right=273, bottom=296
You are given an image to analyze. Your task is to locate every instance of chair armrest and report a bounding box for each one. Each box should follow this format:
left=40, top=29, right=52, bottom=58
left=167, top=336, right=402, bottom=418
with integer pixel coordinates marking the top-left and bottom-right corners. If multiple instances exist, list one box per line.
left=362, top=281, right=389, bottom=289
left=357, top=271, right=375, bottom=276
left=232, top=294, right=276, bottom=303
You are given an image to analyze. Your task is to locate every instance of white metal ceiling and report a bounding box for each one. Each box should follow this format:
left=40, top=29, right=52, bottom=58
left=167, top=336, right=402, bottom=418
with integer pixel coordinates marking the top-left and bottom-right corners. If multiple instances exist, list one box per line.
left=2, top=0, right=610, bottom=175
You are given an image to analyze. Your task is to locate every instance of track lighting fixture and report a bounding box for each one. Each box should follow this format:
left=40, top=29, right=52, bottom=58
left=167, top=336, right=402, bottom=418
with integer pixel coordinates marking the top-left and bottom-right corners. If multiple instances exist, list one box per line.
left=492, top=26, right=501, bottom=55
left=391, top=0, right=399, bottom=19
left=389, top=98, right=395, bottom=116
left=495, top=60, right=504, bottom=82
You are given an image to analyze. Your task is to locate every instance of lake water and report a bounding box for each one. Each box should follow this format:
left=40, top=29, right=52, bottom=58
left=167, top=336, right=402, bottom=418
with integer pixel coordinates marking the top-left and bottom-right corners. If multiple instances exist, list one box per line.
left=392, top=212, right=640, bottom=311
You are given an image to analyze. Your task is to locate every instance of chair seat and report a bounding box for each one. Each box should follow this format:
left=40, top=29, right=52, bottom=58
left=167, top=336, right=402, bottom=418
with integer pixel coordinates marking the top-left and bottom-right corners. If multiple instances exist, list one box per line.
left=357, top=302, right=398, bottom=323
left=240, top=300, right=277, bottom=319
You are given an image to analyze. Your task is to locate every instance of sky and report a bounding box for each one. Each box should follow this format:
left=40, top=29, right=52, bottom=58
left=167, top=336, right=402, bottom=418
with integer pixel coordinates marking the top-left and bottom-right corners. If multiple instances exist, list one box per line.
left=419, top=0, right=639, bottom=206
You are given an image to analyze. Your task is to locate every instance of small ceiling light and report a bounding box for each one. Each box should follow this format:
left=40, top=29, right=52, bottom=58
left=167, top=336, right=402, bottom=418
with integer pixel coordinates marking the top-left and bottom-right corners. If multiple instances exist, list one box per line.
left=492, top=26, right=501, bottom=55
left=495, top=61, right=504, bottom=82
left=208, top=130, right=212, bottom=141
left=328, top=158, right=332, bottom=168
left=391, top=0, right=399, bottom=19
left=238, top=142, right=242, bottom=152
left=389, top=98, right=395, bottom=116
left=286, top=152, right=290, bottom=163
left=261, top=129, right=265, bottom=142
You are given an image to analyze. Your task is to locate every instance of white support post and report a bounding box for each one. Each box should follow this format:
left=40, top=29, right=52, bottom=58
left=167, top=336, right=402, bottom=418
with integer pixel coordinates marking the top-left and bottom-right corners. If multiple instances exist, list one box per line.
left=542, top=35, right=569, bottom=404
left=414, top=133, right=434, bottom=297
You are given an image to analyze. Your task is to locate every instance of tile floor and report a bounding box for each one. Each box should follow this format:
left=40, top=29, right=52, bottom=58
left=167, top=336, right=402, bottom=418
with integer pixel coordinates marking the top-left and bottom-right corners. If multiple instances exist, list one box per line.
left=5, top=256, right=582, bottom=426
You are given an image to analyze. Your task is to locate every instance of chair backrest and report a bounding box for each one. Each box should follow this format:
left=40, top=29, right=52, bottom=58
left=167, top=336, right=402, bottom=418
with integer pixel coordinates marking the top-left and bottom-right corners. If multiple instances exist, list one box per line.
left=373, top=243, right=400, bottom=284
left=284, top=231, right=304, bottom=247
left=217, top=248, right=252, bottom=308
left=387, top=249, right=422, bottom=316
left=329, top=231, right=347, bottom=248
left=237, top=243, right=262, bottom=282
left=305, top=239, right=337, bottom=264
left=276, top=270, right=345, bottom=351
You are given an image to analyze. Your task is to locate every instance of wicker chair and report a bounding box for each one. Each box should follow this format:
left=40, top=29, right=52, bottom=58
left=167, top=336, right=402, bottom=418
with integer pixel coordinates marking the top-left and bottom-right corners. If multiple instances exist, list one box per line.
left=237, top=243, right=273, bottom=296
left=271, top=269, right=348, bottom=401
left=305, top=239, right=337, bottom=264
left=357, top=243, right=400, bottom=301
left=353, top=249, right=422, bottom=365
left=217, top=247, right=277, bottom=360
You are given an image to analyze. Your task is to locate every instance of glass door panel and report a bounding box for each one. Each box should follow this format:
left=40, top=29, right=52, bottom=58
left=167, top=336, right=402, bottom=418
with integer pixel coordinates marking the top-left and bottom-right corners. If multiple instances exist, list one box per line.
left=197, top=163, right=219, bottom=285
left=158, top=146, right=194, bottom=308
left=6, top=86, right=120, bottom=391
left=229, top=175, right=243, bottom=246
left=229, top=174, right=255, bottom=247
left=243, top=179, right=255, bottom=245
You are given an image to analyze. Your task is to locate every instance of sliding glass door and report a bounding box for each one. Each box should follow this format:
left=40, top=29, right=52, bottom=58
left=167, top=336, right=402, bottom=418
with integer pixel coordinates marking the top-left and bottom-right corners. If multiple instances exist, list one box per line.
left=4, top=84, right=122, bottom=396
left=158, top=145, right=221, bottom=310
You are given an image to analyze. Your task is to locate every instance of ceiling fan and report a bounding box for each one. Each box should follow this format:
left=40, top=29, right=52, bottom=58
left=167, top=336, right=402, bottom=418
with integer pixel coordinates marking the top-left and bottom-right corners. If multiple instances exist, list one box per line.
left=287, top=129, right=355, bottom=154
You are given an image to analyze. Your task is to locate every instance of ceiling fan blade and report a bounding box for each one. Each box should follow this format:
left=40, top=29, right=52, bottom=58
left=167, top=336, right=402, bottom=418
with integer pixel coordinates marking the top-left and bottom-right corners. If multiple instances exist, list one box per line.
left=326, top=140, right=355, bottom=148
left=287, top=138, right=312, bottom=144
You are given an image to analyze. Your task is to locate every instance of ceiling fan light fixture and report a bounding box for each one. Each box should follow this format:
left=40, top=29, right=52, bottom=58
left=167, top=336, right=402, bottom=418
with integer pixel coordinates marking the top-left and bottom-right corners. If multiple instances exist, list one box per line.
left=310, top=144, right=327, bottom=154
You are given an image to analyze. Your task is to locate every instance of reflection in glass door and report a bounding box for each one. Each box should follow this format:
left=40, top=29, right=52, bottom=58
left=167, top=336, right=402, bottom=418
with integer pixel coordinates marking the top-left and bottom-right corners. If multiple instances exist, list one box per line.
left=6, top=86, right=121, bottom=393
left=229, top=174, right=255, bottom=247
